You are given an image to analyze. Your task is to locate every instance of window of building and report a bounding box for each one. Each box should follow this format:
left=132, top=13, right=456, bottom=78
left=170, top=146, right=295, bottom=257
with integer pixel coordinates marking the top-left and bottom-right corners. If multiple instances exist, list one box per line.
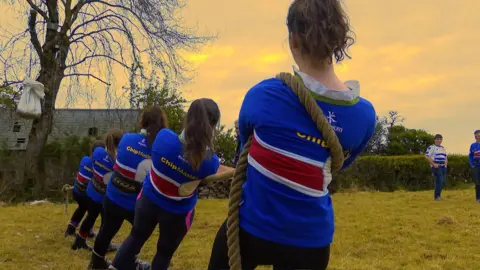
left=13, top=122, right=21, bottom=132
left=16, top=138, right=26, bottom=144
left=88, top=127, right=98, bottom=136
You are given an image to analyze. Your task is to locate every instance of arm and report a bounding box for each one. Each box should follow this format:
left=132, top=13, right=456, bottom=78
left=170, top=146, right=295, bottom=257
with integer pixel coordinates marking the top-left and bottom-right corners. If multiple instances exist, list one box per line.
left=217, top=164, right=234, bottom=174
left=341, top=111, right=376, bottom=170
left=469, top=145, right=474, bottom=167
left=425, top=146, right=438, bottom=168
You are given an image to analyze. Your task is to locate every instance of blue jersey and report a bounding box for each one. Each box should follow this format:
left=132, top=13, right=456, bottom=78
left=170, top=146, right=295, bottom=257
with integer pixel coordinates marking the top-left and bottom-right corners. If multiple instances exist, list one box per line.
left=87, top=147, right=114, bottom=204
left=74, top=156, right=93, bottom=195
left=469, top=142, right=480, bottom=167
left=107, top=133, right=152, bottom=211
left=142, top=128, right=220, bottom=214
left=237, top=73, right=376, bottom=248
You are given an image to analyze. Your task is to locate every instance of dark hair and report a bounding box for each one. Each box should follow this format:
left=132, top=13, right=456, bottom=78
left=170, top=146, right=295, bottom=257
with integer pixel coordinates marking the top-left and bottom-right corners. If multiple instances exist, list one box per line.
left=140, top=106, right=168, bottom=146
left=474, top=130, right=480, bottom=135
left=104, top=128, right=123, bottom=160
left=287, top=0, right=355, bottom=63
left=90, top=140, right=105, bottom=157
left=183, top=98, right=220, bottom=170
left=435, top=134, right=443, bottom=139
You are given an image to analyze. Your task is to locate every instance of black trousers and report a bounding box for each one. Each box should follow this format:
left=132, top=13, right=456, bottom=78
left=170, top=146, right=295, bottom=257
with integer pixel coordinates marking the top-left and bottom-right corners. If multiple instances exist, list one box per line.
left=111, top=193, right=195, bottom=270
left=93, top=196, right=134, bottom=257
left=79, top=196, right=104, bottom=238
left=208, top=220, right=330, bottom=270
left=70, top=191, right=89, bottom=227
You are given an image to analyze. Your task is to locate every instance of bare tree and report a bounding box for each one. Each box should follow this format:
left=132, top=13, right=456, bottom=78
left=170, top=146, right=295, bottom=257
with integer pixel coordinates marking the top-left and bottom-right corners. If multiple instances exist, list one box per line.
left=0, top=0, right=214, bottom=196
left=384, top=110, right=405, bottom=129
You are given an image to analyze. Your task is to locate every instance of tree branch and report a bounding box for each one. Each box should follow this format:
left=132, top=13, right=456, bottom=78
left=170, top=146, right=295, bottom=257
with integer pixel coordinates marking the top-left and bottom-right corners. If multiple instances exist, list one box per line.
left=66, top=54, right=129, bottom=69
left=26, top=0, right=48, bottom=20
left=65, top=73, right=110, bottom=85
left=28, top=10, right=43, bottom=63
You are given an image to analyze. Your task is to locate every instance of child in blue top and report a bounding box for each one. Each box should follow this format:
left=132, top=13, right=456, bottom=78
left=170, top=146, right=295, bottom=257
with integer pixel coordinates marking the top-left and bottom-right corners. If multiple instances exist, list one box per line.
left=469, top=130, right=480, bottom=202
left=208, top=1, right=376, bottom=269
left=112, top=99, right=234, bottom=270
left=64, top=140, right=105, bottom=238
left=71, top=128, right=123, bottom=252
left=89, top=106, right=168, bottom=269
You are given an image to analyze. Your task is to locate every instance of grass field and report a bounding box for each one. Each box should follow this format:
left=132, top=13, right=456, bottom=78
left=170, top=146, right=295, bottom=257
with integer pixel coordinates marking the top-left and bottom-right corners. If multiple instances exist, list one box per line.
left=1, top=189, right=480, bottom=270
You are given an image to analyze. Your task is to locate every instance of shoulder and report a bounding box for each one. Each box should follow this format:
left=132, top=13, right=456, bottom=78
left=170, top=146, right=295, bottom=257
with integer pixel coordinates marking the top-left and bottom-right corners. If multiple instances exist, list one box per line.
left=153, top=128, right=179, bottom=149
left=80, top=155, right=91, bottom=164
left=244, top=78, right=290, bottom=100
left=121, top=133, right=145, bottom=144
left=355, top=97, right=377, bottom=123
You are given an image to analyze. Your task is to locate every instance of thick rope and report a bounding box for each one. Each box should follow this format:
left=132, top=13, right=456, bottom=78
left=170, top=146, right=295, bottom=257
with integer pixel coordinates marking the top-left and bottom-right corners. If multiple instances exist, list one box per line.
left=226, top=72, right=345, bottom=269
left=61, top=184, right=74, bottom=216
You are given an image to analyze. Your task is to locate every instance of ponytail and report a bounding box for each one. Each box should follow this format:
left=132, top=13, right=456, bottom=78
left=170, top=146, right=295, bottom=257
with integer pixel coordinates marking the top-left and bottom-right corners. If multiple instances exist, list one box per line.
left=104, top=128, right=123, bottom=160
left=183, top=98, right=220, bottom=170
left=140, top=106, right=168, bottom=146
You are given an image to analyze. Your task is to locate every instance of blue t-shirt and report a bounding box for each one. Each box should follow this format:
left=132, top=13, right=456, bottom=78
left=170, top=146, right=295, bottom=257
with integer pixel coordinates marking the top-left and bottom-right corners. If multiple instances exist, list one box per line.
left=87, top=147, right=114, bottom=204
left=238, top=75, right=376, bottom=248
left=107, top=133, right=152, bottom=211
left=142, top=128, right=220, bottom=214
left=469, top=142, right=480, bottom=168
left=74, top=156, right=93, bottom=195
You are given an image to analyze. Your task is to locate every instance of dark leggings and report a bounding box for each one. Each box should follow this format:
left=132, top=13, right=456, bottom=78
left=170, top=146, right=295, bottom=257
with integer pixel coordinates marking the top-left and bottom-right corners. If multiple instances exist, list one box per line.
left=208, top=220, right=330, bottom=270
left=112, top=193, right=195, bottom=270
left=79, top=196, right=104, bottom=238
left=473, top=166, right=480, bottom=200
left=69, top=192, right=89, bottom=227
left=93, top=196, right=134, bottom=257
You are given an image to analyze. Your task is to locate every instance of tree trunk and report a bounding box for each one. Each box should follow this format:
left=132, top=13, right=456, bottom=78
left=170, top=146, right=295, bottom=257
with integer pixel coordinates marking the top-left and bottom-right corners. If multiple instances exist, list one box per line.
left=24, top=65, right=64, bottom=198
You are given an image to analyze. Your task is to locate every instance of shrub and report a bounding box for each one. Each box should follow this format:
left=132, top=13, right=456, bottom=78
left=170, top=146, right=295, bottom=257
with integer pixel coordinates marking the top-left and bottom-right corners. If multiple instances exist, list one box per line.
left=332, top=155, right=472, bottom=192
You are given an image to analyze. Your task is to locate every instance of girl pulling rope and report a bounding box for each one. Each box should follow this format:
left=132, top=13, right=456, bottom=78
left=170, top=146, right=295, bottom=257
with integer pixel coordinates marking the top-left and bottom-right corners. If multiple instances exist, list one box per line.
left=208, top=0, right=377, bottom=269
left=64, top=140, right=105, bottom=238
left=88, top=107, right=168, bottom=269
left=71, top=128, right=124, bottom=252
left=110, top=99, right=234, bottom=270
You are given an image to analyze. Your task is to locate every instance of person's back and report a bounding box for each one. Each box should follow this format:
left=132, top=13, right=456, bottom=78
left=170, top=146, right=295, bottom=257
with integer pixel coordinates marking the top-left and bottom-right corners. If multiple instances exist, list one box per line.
left=75, top=156, right=93, bottom=194
left=107, top=132, right=152, bottom=210
left=208, top=1, right=376, bottom=269
left=88, top=147, right=114, bottom=203
left=238, top=71, right=375, bottom=247
left=142, top=128, right=220, bottom=214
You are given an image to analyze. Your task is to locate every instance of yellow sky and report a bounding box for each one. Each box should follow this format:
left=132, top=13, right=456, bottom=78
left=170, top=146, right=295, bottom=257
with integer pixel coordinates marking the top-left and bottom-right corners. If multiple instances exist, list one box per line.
left=2, top=0, right=480, bottom=154
left=177, top=0, right=480, bottom=154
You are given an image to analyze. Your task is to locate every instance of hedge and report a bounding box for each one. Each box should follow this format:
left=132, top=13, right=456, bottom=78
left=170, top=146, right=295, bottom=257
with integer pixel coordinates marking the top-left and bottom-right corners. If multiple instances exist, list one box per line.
left=331, top=155, right=473, bottom=192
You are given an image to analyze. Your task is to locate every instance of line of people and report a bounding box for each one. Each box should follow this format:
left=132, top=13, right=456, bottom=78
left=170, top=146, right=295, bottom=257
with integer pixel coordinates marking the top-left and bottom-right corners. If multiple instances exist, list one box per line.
left=62, top=0, right=378, bottom=269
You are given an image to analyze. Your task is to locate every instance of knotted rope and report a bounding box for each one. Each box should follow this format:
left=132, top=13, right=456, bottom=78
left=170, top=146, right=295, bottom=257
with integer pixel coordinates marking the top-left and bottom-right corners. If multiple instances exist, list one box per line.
left=226, top=72, right=345, bottom=269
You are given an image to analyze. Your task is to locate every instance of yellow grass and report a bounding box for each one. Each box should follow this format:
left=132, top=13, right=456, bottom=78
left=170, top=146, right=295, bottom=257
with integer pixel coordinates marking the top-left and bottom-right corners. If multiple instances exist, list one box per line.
left=1, top=189, right=480, bottom=269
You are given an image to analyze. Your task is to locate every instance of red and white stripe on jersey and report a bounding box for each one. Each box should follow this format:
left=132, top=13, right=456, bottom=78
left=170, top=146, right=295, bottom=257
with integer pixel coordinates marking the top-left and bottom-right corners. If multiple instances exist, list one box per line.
left=474, top=151, right=480, bottom=158
left=93, top=169, right=104, bottom=180
left=149, top=165, right=194, bottom=201
left=114, top=161, right=136, bottom=179
left=77, top=172, right=91, bottom=184
left=248, top=131, right=330, bottom=197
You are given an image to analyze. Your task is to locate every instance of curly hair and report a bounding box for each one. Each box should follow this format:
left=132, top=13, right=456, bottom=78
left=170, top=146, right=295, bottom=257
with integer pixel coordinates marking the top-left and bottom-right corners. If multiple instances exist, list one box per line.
left=287, top=0, right=355, bottom=63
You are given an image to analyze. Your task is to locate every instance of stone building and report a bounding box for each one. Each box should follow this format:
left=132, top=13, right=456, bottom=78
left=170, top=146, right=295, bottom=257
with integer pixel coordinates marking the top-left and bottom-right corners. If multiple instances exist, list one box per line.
left=0, top=108, right=141, bottom=150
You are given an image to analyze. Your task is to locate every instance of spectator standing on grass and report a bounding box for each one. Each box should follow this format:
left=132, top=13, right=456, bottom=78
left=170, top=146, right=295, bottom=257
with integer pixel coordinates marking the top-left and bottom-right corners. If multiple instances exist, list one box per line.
left=469, top=130, right=480, bottom=202
left=233, top=120, right=241, bottom=167
left=425, top=134, right=448, bottom=201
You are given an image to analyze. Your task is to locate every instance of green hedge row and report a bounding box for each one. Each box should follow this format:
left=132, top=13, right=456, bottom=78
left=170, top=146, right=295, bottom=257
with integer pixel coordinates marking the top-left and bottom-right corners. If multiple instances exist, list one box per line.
left=331, top=155, right=473, bottom=192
